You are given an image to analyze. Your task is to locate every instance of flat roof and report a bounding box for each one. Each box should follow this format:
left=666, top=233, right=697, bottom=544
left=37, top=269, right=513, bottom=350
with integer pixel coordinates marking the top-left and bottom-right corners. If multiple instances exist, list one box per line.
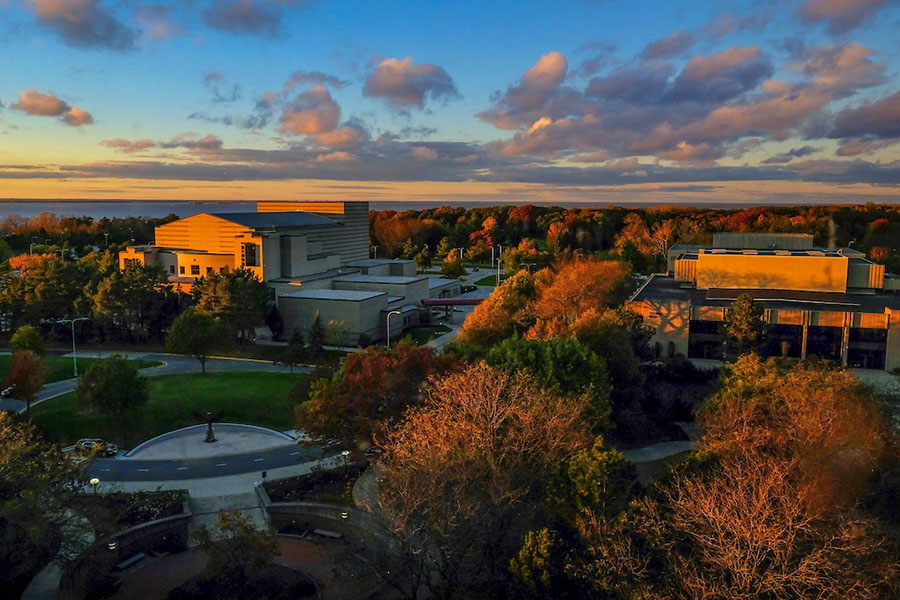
left=211, top=211, right=338, bottom=230
left=333, top=274, right=426, bottom=285
left=280, top=289, right=386, bottom=302
left=346, top=258, right=415, bottom=268
left=428, top=277, right=459, bottom=288
left=631, top=274, right=900, bottom=313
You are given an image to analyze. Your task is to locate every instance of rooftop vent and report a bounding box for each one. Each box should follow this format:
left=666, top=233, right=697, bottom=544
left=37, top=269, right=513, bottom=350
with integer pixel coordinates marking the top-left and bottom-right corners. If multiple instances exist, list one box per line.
left=774, top=250, right=791, bottom=256
left=741, top=250, right=758, bottom=255
left=806, top=250, right=826, bottom=256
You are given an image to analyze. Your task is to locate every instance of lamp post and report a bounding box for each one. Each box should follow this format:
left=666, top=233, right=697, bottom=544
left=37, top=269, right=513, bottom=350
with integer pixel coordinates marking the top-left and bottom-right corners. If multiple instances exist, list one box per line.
left=103, top=233, right=109, bottom=247
left=385, top=310, right=402, bottom=349
left=57, top=317, right=89, bottom=377
left=496, top=257, right=502, bottom=286
left=372, top=245, right=378, bottom=259
left=89, top=477, right=100, bottom=495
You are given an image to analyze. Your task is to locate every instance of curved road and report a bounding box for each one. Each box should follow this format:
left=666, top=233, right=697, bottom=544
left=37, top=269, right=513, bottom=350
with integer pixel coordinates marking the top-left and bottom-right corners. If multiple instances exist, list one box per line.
left=86, top=442, right=331, bottom=482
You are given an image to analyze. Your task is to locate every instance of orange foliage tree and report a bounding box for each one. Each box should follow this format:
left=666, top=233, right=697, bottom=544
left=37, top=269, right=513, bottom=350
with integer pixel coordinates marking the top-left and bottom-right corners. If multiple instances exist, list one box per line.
left=4, top=350, right=47, bottom=412
left=296, top=343, right=457, bottom=451
left=376, top=363, right=590, bottom=599
left=529, top=258, right=629, bottom=335
left=564, top=355, right=900, bottom=599
left=454, top=271, right=536, bottom=354
left=8, top=253, right=56, bottom=273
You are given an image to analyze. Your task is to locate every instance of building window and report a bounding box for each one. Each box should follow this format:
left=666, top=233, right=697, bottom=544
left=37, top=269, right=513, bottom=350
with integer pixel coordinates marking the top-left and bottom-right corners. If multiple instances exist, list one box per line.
left=191, top=264, right=200, bottom=275
left=242, top=243, right=259, bottom=267
left=169, top=265, right=175, bottom=274
left=179, top=266, right=185, bottom=275
left=123, top=258, right=140, bottom=267
left=206, top=266, right=213, bottom=274
left=220, top=266, right=228, bottom=274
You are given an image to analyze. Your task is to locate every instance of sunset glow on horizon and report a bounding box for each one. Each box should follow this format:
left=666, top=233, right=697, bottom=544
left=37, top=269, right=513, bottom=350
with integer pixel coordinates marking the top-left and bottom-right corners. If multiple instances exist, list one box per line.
left=1, top=0, right=899, bottom=205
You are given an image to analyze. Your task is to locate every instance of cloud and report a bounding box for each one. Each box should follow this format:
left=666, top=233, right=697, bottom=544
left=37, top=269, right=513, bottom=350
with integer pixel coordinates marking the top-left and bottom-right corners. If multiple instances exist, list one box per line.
left=26, top=0, right=138, bottom=50
left=363, top=56, right=459, bottom=109
left=311, top=123, right=367, bottom=149
left=11, top=89, right=94, bottom=126
left=479, top=51, right=577, bottom=129
left=790, top=42, right=886, bottom=97
left=668, top=45, right=773, bottom=103
left=799, top=0, right=890, bottom=34
left=641, top=30, right=693, bottom=59
left=411, top=146, right=437, bottom=160
left=587, top=60, right=674, bottom=104
left=203, top=0, right=283, bottom=35
left=286, top=70, right=349, bottom=90
left=761, top=145, right=820, bottom=164
left=100, top=138, right=156, bottom=153
left=830, top=90, right=900, bottom=139
left=279, top=84, right=340, bottom=135
left=159, top=133, right=223, bottom=150
left=203, top=70, right=241, bottom=103
left=835, top=137, right=899, bottom=156
left=315, top=151, right=354, bottom=163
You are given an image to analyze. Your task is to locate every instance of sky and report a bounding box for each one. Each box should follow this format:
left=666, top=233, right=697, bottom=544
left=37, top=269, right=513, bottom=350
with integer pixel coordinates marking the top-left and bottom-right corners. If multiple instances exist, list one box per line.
left=1, top=0, right=900, bottom=206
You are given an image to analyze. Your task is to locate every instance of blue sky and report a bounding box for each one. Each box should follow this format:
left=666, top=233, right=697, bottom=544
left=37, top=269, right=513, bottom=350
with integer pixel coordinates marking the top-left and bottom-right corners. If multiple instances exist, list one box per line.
left=1, top=0, right=899, bottom=204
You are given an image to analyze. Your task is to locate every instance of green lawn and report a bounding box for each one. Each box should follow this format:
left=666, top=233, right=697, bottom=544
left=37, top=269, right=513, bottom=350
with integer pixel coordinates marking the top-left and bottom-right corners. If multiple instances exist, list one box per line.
left=395, top=325, right=451, bottom=347
left=29, top=371, right=308, bottom=447
left=475, top=275, right=498, bottom=286
left=0, top=355, right=161, bottom=384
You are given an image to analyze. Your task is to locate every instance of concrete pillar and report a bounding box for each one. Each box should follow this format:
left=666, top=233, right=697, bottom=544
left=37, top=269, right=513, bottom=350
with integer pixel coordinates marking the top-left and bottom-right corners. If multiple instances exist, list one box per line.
left=801, top=311, right=809, bottom=359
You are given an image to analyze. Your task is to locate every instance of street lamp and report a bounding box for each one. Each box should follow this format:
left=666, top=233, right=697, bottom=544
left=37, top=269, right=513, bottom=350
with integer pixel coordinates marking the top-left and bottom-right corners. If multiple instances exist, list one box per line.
left=103, top=233, right=109, bottom=247
left=57, top=317, right=89, bottom=377
left=341, top=450, right=350, bottom=468
left=89, top=477, right=100, bottom=495
left=385, top=310, right=402, bottom=348
left=526, top=262, right=537, bottom=272
left=372, top=245, right=378, bottom=259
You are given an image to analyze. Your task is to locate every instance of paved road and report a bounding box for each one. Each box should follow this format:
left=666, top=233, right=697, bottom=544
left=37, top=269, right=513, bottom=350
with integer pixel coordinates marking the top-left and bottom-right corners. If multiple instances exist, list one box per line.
left=85, top=442, right=329, bottom=482
left=0, top=352, right=307, bottom=413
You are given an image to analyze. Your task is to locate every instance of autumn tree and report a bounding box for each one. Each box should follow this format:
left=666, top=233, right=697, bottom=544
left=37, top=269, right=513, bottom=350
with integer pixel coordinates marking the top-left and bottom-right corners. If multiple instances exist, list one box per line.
left=722, top=292, right=766, bottom=357
left=376, top=364, right=590, bottom=599
left=529, top=258, right=629, bottom=334
left=564, top=356, right=900, bottom=599
left=166, top=308, right=229, bottom=374
left=0, top=414, right=83, bottom=598
left=9, top=325, right=44, bottom=356
left=296, top=343, right=456, bottom=450
left=441, top=249, right=466, bottom=278
left=454, top=270, right=536, bottom=356
left=4, top=350, right=47, bottom=412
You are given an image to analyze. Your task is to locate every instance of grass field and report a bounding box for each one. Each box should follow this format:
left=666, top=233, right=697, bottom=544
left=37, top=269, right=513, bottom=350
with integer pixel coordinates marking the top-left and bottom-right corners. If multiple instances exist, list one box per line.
left=474, top=275, right=498, bottom=286
left=0, top=355, right=161, bottom=385
left=29, top=371, right=308, bottom=447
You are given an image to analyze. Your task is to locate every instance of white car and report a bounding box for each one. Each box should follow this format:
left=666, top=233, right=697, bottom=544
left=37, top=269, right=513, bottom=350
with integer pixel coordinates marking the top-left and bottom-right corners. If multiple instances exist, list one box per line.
left=74, top=438, right=119, bottom=457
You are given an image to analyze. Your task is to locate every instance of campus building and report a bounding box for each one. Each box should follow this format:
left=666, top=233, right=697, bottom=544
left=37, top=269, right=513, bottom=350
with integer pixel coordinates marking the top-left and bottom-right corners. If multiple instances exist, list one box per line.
left=628, top=233, right=900, bottom=372
left=119, top=201, right=461, bottom=343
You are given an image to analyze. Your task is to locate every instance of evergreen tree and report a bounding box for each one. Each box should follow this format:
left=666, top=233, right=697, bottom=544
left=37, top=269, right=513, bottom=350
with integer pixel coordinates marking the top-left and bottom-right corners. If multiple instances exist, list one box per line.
left=723, top=292, right=766, bottom=357
left=308, top=311, right=325, bottom=358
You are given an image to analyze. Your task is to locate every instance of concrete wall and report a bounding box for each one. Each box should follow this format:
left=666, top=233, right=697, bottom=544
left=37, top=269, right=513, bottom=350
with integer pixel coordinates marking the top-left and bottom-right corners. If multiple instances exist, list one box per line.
left=696, top=253, right=849, bottom=292
left=712, top=232, right=814, bottom=249
left=257, top=201, right=370, bottom=266
left=631, top=299, right=691, bottom=357
left=172, top=251, right=233, bottom=278
left=279, top=293, right=387, bottom=342
left=887, top=308, right=900, bottom=373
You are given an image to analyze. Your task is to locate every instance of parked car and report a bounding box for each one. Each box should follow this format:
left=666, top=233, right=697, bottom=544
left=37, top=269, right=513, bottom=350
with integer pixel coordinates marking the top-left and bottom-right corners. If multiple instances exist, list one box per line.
left=471, top=266, right=479, bottom=272
left=74, top=438, right=119, bottom=457
left=1, top=385, right=16, bottom=398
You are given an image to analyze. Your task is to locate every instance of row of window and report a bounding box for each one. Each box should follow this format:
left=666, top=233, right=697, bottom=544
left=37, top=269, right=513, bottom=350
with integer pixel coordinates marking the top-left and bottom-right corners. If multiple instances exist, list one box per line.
left=170, top=264, right=229, bottom=276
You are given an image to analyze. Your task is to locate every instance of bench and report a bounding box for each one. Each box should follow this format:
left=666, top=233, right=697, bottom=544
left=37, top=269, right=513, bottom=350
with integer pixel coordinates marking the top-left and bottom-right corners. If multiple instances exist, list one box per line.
left=115, top=552, right=147, bottom=570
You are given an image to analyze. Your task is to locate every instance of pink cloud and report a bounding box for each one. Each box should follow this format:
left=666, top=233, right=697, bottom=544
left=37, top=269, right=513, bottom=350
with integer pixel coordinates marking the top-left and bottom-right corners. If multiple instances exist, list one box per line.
left=363, top=56, right=459, bottom=108
left=411, top=146, right=437, bottom=160
left=279, top=85, right=340, bottom=135
left=11, top=89, right=94, bottom=126
left=799, top=0, right=889, bottom=33
left=100, top=138, right=157, bottom=153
